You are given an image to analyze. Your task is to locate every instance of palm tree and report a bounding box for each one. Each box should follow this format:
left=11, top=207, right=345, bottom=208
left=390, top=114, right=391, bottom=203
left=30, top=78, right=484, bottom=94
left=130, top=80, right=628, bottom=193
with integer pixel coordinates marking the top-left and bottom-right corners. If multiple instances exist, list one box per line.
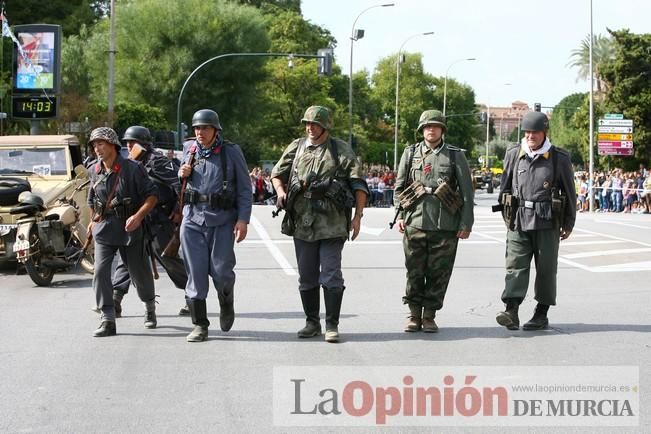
left=567, top=34, right=615, bottom=95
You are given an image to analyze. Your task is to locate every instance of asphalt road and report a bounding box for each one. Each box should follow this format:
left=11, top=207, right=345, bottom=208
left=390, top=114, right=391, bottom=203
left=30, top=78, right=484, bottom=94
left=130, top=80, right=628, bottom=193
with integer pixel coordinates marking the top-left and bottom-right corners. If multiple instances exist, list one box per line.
left=1, top=192, right=649, bottom=433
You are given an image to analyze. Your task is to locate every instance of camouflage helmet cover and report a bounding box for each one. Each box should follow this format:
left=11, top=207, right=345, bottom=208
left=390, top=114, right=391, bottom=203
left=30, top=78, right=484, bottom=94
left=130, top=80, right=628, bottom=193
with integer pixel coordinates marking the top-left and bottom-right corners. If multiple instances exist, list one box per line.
left=122, top=125, right=153, bottom=146
left=301, top=105, right=333, bottom=130
left=191, top=109, right=222, bottom=130
left=417, top=109, right=447, bottom=133
left=521, top=111, right=549, bottom=132
left=89, top=127, right=121, bottom=150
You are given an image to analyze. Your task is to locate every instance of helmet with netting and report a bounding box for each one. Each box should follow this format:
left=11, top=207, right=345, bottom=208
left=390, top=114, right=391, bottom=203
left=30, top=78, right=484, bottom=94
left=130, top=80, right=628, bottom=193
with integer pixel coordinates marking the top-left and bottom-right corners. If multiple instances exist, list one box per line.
left=301, top=106, right=333, bottom=130
left=417, top=109, right=447, bottom=133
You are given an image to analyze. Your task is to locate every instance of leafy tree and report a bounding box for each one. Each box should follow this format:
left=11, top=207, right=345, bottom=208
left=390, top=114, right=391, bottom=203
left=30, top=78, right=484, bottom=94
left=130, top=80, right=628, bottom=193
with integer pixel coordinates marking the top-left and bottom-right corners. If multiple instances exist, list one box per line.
left=549, top=93, right=586, bottom=165
left=600, top=29, right=651, bottom=170
left=80, top=0, right=271, bottom=135
left=4, top=0, right=107, bottom=36
left=568, top=34, right=615, bottom=95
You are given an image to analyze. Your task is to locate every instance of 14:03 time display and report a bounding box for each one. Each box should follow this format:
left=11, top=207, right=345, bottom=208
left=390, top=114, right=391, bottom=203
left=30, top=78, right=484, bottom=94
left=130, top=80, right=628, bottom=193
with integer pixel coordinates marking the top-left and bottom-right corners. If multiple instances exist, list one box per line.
left=12, top=96, right=57, bottom=119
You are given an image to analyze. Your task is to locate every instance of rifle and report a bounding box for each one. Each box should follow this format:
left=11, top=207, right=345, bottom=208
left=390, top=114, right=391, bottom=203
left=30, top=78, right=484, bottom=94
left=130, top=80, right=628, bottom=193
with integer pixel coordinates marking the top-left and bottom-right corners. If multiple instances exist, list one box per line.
left=75, top=229, right=93, bottom=267
left=162, top=148, right=196, bottom=257
left=389, top=205, right=402, bottom=229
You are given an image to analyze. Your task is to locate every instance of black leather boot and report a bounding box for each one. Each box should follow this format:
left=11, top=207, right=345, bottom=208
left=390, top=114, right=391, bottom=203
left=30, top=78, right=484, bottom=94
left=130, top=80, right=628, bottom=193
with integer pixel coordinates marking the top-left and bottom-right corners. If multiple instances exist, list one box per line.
left=186, top=298, right=209, bottom=342
left=523, top=303, right=550, bottom=330
left=496, top=298, right=520, bottom=330
left=297, top=288, right=321, bottom=338
left=113, top=290, right=124, bottom=318
left=93, top=320, right=116, bottom=337
left=324, top=287, right=344, bottom=343
left=218, top=290, right=235, bottom=332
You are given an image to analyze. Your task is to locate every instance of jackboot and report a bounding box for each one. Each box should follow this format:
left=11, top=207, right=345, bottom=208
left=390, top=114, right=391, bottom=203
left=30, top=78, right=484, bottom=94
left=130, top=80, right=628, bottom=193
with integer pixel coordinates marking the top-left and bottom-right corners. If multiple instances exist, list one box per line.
left=218, top=290, right=235, bottom=332
left=523, top=303, right=550, bottom=330
left=496, top=298, right=520, bottom=330
left=404, top=304, right=422, bottom=332
left=297, top=288, right=321, bottom=338
left=324, top=287, right=344, bottom=343
left=186, top=298, right=209, bottom=342
left=93, top=320, right=116, bottom=337
left=113, top=290, right=124, bottom=318
left=421, top=308, right=439, bottom=333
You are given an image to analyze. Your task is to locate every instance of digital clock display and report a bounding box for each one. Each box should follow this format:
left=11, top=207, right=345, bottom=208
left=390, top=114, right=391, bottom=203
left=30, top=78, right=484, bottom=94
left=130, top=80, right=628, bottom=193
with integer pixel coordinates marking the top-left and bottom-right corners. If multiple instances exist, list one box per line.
left=12, top=96, right=57, bottom=119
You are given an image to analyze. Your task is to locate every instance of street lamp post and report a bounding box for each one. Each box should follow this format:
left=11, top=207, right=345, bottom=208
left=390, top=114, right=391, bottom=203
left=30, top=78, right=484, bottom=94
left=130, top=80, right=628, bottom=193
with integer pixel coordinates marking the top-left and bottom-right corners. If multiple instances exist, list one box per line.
left=393, top=31, right=434, bottom=170
left=349, top=3, right=394, bottom=146
left=485, top=104, right=490, bottom=168
left=176, top=51, right=331, bottom=147
left=442, top=57, right=476, bottom=117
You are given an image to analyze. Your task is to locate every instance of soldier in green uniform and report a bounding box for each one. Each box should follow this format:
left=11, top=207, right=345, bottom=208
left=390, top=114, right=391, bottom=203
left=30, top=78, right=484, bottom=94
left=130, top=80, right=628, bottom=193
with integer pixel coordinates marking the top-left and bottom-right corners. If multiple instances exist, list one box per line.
left=271, top=106, right=369, bottom=343
left=495, top=111, right=576, bottom=331
left=394, top=110, right=474, bottom=333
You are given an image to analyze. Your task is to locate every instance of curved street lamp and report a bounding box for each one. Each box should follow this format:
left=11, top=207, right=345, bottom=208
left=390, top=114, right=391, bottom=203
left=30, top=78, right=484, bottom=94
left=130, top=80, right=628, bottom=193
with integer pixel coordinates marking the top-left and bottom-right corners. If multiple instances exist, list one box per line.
left=442, top=57, right=476, bottom=117
left=348, top=3, right=395, bottom=146
left=393, top=31, right=434, bottom=170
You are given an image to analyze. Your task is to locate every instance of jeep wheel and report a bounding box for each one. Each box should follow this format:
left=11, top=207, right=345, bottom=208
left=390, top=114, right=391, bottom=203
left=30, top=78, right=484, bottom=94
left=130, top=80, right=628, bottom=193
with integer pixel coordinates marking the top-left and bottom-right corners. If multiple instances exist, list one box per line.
left=0, top=177, right=31, bottom=206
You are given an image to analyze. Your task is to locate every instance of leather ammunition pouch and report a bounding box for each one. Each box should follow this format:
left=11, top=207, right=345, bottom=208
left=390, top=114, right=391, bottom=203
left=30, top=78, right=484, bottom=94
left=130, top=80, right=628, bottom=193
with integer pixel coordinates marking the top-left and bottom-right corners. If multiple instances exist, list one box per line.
left=398, top=180, right=428, bottom=210
left=434, top=181, right=463, bottom=214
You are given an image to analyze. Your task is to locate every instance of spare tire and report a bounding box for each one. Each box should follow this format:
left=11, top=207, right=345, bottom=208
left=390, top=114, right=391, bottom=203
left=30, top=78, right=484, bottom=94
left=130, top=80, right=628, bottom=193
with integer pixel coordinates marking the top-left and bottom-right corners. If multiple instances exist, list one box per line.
left=0, top=177, right=31, bottom=206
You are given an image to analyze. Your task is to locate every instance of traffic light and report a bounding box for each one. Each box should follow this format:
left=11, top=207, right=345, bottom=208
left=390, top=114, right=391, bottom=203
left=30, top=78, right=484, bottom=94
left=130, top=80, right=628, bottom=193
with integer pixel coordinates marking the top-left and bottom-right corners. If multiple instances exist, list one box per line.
left=534, top=103, right=541, bottom=112
left=181, top=122, right=188, bottom=142
left=317, top=48, right=333, bottom=76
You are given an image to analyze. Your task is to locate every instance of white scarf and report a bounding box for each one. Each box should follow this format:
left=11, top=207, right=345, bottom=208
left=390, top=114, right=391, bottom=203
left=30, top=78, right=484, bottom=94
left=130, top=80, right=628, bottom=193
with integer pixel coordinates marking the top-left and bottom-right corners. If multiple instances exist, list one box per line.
left=521, top=136, right=552, bottom=159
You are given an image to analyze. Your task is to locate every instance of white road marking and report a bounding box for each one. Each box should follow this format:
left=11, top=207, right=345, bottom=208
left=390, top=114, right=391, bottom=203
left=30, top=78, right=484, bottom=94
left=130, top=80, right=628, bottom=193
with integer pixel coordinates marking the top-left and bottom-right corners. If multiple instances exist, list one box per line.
left=593, top=219, right=651, bottom=230
left=559, top=240, right=624, bottom=247
left=562, top=247, right=651, bottom=259
left=248, top=216, right=296, bottom=276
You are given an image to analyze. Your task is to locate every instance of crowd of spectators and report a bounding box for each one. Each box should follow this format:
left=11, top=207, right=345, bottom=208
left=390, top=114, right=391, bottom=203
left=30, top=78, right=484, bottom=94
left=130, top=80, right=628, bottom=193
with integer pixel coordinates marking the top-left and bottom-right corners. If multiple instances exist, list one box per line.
left=363, top=164, right=396, bottom=207
left=249, top=166, right=275, bottom=205
left=579, top=164, right=651, bottom=214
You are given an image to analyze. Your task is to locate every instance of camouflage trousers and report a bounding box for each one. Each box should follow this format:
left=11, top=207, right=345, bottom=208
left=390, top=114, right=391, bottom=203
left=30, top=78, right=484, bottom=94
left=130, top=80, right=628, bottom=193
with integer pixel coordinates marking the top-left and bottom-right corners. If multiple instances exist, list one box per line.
left=402, top=226, right=459, bottom=310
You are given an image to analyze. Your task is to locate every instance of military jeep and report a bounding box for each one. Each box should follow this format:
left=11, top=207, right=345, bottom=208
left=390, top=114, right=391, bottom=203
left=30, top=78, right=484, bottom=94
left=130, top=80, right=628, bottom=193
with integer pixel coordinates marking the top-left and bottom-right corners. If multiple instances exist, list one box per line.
left=0, top=135, right=91, bottom=264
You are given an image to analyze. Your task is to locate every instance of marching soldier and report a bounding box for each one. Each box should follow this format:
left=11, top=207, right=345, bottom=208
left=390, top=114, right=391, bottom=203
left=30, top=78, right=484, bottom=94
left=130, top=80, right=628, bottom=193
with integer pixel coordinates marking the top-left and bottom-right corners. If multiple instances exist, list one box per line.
left=111, top=126, right=189, bottom=318
left=178, top=109, right=252, bottom=342
left=271, top=106, right=369, bottom=343
left=394, top=110, right=474, bottom=333
left=495, top=111, right=576, bottom=331
left=87, top=127, right=158, bottom=337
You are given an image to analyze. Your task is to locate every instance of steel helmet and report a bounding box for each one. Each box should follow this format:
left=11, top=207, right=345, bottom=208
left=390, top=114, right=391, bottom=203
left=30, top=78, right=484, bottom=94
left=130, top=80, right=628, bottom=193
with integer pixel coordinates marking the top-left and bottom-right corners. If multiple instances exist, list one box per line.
left=17, top=191, right=45, bottom=210
left=122, top=125, right=153, bottom=146
left=417, top=109, right=447, bottom=133
left=89, top=127, right=121, bottom=150
left=191, top=109, right=222, bottom=130
left=521, top=111, right=549, bottom=132
left=301, top=106, right=333, bottom=130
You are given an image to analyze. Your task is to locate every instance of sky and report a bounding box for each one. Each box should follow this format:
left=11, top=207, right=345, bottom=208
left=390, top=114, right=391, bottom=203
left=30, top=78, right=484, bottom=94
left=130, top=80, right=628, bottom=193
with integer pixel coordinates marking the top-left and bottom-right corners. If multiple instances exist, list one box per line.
left=301, top=0, right=650, bottom=109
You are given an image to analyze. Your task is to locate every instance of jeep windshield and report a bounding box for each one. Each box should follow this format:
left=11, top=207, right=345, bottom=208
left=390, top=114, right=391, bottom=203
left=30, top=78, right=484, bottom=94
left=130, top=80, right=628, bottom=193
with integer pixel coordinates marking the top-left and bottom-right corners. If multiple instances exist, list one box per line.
left=0, top=147, right=68, bottom=176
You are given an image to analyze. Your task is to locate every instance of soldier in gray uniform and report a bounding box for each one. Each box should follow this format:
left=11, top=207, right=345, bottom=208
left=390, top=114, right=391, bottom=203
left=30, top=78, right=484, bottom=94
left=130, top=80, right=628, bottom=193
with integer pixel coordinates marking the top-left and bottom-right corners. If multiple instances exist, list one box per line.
left=178, top=109, right=252, bottom=342
left=271, top=106, right=369, bottom=343
left=111, top=126, right=189, bottom=318
left=87, top=127, right=159, bottom=337
left=394, top=110, right=474, bottom=333
left=495, top=111, right=576, bottom=331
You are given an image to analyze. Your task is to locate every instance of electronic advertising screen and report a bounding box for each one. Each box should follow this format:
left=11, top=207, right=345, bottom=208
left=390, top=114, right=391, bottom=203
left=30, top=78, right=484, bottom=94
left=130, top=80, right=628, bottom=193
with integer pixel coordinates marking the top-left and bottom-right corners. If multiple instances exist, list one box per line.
left=13, top=24, right=61, bottom=93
